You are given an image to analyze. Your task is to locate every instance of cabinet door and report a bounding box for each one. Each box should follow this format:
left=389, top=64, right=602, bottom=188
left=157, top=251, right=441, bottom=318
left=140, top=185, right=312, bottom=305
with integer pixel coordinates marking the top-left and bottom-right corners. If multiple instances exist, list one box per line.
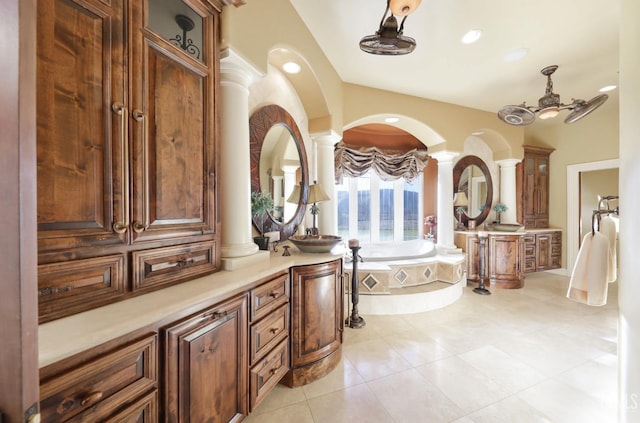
left=488, top=235, right=523, bottom=288
left=164, top=294, right=248, bottom=423
left=290, top=260, right=343, bottom=368
left=129, top=0, right=217, bottom=243
left=535, top=233, right=552, bottom=271
left=536, top=157, right=549, bottom=219
left=466, top=236, right=481, bottom=281
left=37, top=0, right=128, bottom=253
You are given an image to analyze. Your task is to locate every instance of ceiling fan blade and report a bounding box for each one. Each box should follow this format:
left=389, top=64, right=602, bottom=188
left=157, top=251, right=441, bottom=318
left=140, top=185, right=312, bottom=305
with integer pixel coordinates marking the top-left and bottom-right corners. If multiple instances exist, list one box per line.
left=498, top=105, right=536, bottom=126
left=564, top=94, right=609, bottom=124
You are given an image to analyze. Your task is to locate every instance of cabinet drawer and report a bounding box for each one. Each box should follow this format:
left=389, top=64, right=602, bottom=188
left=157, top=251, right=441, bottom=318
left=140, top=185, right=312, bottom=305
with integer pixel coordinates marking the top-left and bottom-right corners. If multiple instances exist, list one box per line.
left=551, top=255, right=562, bottom=269
left=38, top=254, right=126, bottom=323
left=250, top=339, right=289, bottom=411
left=250, top=273, right=289, bottom=322
left=524, top=257, right=536, bottom=273
left=551, top=244, right=562, bottom=255
left=552, top=232, right=562, bottom=243
left=524, top=243, right=536, bottom=257
left=40, top=335, right=157, bottom=423
left=131, top=241, right=217, bottom=292
left=522, top=235, right=535, bottom=244
left=250, top=304, right=289, bottom=365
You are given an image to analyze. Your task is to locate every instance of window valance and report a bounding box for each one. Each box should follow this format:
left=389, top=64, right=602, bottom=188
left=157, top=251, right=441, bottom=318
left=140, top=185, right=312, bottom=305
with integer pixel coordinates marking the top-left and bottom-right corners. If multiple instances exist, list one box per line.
left=334, top=141, right=429, bottom=182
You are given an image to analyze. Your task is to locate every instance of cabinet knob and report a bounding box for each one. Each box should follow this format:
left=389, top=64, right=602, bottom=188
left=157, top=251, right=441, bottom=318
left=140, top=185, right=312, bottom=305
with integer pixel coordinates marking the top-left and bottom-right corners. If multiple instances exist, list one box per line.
left=80, top=391, right=103, bottom=406
left=269, top=291, right=280, bottom=298
left=269, top=327, right=279, bottom=334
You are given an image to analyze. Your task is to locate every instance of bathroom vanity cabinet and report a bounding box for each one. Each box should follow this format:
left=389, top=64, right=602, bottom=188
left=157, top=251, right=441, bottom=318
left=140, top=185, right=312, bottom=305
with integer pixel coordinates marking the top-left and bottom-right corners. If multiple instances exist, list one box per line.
left=457, top=231, right=525, bottom=288
left=39, top=259, right=341, bottom=422
left=36, top=0, right=223, bottom=323
left=523, top=230, right=562, bottom=273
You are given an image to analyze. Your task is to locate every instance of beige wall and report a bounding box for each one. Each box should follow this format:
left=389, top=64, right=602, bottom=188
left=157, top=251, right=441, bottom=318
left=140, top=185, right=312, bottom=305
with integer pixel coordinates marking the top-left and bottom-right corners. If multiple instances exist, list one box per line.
left=580, top=168, right=619, bottom=241
left=222, top=0, right=344, bottom=133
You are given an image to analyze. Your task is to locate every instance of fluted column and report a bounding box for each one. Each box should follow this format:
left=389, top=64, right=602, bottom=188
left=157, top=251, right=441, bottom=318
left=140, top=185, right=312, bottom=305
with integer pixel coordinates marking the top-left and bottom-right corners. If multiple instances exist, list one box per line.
left=431, top=151, right=460, bottom=252
left=496, top=159, right=521, bottom=224
left=219, top=55, right=259, bottom=258
left=313, top=131, right=341, bottom=234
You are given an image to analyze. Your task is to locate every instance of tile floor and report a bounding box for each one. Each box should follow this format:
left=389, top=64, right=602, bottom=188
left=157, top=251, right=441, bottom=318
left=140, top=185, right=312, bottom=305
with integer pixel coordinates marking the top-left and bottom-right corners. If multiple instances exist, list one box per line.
left=246, top=272, right=619, bottom=423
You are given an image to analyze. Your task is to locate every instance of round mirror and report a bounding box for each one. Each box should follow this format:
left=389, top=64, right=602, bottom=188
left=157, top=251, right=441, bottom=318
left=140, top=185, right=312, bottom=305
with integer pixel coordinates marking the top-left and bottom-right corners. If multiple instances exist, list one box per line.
left=453, top=155, right=493, bottom=227
left=250, top=105, right=309, bottom=240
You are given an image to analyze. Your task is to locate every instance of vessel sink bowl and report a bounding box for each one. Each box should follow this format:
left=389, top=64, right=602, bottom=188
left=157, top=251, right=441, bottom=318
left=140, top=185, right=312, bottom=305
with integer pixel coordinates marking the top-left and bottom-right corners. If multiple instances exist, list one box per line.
left=487, top=223, right=524, bottom=232
left=289, top=235, right=343, bottom=253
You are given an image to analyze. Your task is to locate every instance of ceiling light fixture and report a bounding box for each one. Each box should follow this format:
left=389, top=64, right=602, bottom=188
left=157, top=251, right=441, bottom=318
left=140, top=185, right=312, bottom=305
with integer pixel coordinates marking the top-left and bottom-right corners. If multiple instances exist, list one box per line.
left=461, top=29, right=482, bottom=45
left=497, top=65, right=609, bottom=126
left=599, top=85, right=617, bottom=92
left=359, top=0, right=422, bottom=55
left=282, top=61, right=301, bottom=74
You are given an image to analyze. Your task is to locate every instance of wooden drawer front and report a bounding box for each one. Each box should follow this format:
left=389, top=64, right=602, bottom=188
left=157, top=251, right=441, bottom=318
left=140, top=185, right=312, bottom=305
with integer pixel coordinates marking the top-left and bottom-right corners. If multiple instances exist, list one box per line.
left=551, top=255, right=562, bottom=269
left=132, top=241, right=217, bottom=292
left=40, top=335, right=157, bottom=423
left=250, top=273, right=289, bottom=322
left=250, top=304, right=289, bottom=365
left=38, top=254, right=126, bottom=323
left=524, top=257, right=536, bottom=273
left=524, top=243, right=536, bottom=257
left=71, top=389, right=158, bottom=422
left=250, top=339, right=289, bottom=410
left=551, top=243, right=562, bottom=256
left=522, top=235, right=535, bottom=244
left=552, top=232, right=562, bottom=243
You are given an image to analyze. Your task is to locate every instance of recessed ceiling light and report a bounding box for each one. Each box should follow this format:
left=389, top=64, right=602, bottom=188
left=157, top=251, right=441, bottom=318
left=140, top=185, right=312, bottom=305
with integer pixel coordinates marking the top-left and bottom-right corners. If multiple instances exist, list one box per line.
left=599, top=85, right=617, bottom=92
left=461, top=29, right=482, bottom=44
left=384, top=117, right=399, bottom=123
left=282, top=61, right=301, bottom=74
left=504, top=48, right=529, bottom=62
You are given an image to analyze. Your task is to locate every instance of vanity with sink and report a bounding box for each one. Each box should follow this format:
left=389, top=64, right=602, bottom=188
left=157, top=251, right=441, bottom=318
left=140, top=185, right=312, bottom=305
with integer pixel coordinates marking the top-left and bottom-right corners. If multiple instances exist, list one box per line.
left=453, top=153, right=561, bottom=289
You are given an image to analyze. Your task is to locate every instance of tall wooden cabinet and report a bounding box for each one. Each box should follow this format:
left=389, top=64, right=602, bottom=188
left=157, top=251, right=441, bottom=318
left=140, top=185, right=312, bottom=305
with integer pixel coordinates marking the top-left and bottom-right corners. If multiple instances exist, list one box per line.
left=517, top=145, right=555, bottom=228
left=36, top=0, right=222, bottom=322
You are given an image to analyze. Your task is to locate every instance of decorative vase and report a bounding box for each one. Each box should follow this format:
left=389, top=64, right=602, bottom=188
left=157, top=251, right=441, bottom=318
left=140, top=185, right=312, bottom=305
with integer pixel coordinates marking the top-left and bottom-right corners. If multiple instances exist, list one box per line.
left=253, top=236, right=270, bottom=251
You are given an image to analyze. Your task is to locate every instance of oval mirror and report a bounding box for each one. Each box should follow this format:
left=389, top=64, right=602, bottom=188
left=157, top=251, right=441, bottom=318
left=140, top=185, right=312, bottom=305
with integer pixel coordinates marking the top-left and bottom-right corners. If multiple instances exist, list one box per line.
left=453, top=155, right=493, bottom=227
left=250, top=105, right=309, bottom=240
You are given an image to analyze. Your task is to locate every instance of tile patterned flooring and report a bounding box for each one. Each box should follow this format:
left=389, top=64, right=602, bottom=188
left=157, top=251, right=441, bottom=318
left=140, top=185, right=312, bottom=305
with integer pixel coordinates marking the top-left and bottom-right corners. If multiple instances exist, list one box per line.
left=246, top=272, right=619, bottom=423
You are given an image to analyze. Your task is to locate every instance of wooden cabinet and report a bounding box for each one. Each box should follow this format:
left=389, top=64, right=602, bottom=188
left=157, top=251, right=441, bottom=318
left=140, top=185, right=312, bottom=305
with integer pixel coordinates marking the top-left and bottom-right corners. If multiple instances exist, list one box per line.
left=488, top=234, right=524, bottom=289
left=163, top=294, right=248, bottom=423
left=248, top=273, right=290, bottom=410
left=523, top=230, right=562, bottom=273
left=458, top=232, right=524, bottom=289
left=517, top=145, right=555, bottom=228
left=39, top=335, right=158, bottom=423
left=284, top=259, right=344, bottom=387
left=36, top=0, right=221, bottom=322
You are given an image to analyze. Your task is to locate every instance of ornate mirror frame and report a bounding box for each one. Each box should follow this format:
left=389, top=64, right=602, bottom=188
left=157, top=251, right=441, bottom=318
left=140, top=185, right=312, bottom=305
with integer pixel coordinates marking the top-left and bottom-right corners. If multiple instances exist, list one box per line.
left=249, top=104, right=309, bottom=241
left=452, top=155, right=493, bottom=227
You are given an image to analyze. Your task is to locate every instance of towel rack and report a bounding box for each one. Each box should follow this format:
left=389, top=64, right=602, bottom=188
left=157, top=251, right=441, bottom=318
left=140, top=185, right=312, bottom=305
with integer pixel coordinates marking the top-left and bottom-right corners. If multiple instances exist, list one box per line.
left=591, top=206, right=620, bottom=235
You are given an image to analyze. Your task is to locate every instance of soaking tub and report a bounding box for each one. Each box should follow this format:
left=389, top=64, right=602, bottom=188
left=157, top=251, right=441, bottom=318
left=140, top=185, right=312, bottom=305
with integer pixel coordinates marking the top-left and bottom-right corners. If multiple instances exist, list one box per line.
left=358, top=238, right=437, bottom=262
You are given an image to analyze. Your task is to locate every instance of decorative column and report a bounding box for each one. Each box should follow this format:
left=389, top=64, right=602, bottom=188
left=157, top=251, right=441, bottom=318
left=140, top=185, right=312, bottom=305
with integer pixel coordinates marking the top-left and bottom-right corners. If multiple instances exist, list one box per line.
left=313, top=131, right=341, bottom=235
left=282, top=164, right=299, bottom=221
left=219, top=53, right=260, bottom=258
left=431, top=151, right=460, bottom=252
left=496, top=159, right=521, bottom=224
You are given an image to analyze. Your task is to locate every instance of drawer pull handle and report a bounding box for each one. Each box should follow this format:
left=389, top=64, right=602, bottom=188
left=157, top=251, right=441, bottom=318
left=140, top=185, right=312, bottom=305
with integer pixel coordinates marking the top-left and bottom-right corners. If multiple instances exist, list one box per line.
left=80, top=391, right=103, bottom=406
left=269, top=365, right=282, bottom=375
left=269, top=291, right=280, bottom=298
left=269, top=327, right=279, bottom=334
left=111, top=102, right=129, bottom=234
left=201, top=310, right=228, bottom=321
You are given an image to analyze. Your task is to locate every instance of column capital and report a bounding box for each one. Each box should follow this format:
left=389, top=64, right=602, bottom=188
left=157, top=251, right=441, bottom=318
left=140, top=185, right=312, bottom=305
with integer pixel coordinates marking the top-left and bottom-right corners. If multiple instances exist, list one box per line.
left=430, top=150, right=460, bottom=164
left=220, top=48, right=262, bottom=88
left=496, top=158, right=521, bottom=168
left=311, top=130, right=342, bottom=146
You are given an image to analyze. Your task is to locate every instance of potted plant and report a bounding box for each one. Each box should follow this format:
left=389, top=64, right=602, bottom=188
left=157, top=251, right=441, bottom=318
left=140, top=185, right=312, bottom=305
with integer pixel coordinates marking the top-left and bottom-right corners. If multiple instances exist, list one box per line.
left=493, top=203, right=507, bottom=223
left=251, top=190, right=274, bottom=250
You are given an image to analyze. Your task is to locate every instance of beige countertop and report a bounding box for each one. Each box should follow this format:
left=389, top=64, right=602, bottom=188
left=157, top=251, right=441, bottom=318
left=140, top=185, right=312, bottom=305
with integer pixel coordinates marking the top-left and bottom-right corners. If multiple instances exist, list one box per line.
left=455, top=227, right=561, bottom=236
left=38, top=248, right=344, bottom=368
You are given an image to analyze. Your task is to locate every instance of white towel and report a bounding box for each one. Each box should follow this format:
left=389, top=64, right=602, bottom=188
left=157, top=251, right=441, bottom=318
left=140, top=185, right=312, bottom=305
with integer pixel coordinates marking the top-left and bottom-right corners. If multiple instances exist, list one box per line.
left=567, top=232, right=609, bottom=306
left=599, top=215, right=617, bottom=283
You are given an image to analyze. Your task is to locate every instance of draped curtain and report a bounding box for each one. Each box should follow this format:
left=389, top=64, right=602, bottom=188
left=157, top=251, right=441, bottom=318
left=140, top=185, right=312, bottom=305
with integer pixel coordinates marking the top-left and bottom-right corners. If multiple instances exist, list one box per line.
left=334, top=141, right=429, bottom=182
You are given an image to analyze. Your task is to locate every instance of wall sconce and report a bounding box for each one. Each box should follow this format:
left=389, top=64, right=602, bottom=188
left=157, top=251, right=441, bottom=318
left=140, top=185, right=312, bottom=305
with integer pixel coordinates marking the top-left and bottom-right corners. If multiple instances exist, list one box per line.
left=170, top=14, right=201, bottom=59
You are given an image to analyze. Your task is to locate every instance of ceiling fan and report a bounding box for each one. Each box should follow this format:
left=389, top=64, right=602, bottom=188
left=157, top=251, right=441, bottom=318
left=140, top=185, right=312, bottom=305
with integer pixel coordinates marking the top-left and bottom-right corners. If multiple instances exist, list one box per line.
left=359, top=0, right=422, bottom=55
left=497, top=65, right=608, bottom=126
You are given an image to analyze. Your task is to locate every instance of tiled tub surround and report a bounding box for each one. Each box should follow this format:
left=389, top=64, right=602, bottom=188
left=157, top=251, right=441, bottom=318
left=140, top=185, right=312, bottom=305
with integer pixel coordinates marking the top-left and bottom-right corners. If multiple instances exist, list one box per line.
left=344, top=253, right=466, bottom=315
